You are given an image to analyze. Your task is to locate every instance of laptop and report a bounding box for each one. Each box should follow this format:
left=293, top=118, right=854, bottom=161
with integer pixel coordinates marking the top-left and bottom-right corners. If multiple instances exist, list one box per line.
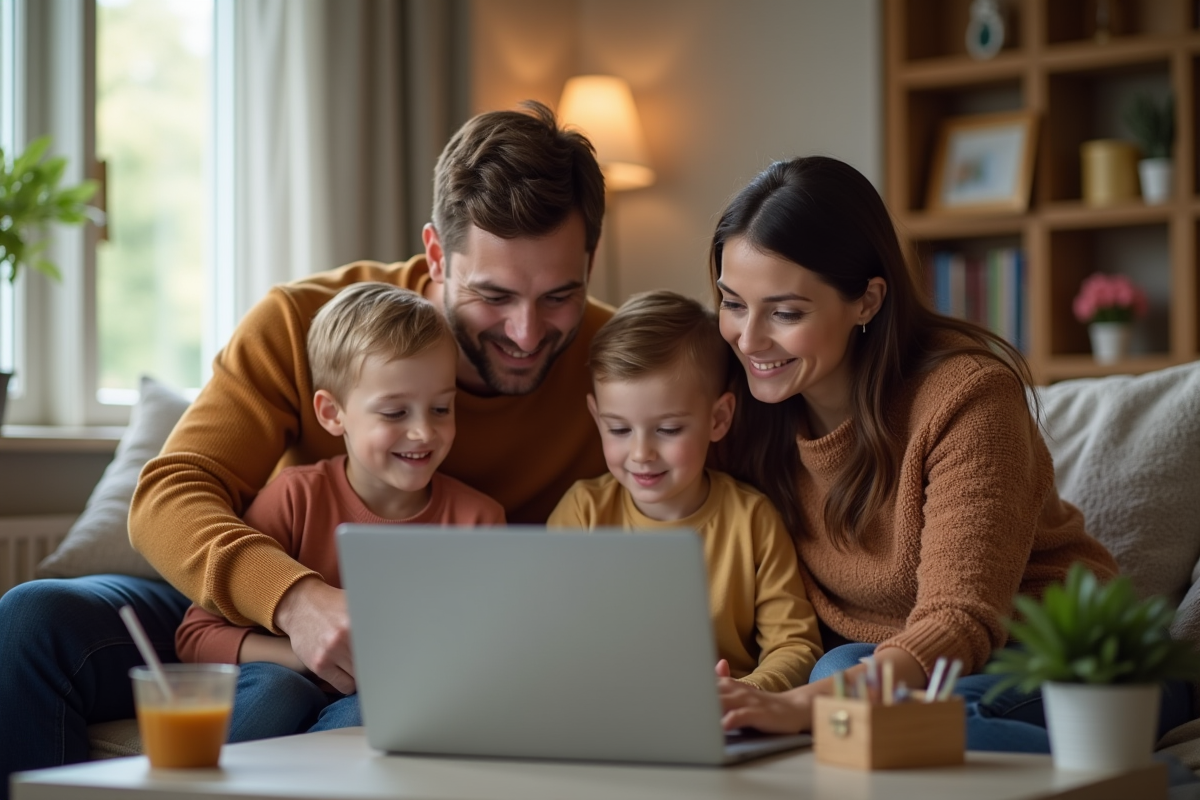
left=337, top=524, right=812, bottom=766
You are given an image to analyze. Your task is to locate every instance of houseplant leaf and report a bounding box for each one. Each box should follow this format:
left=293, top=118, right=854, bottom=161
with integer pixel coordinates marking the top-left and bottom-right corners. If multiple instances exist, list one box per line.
left=986, top=562, right=1200, bottom=698
left=0, top=135, right=98, bottom=283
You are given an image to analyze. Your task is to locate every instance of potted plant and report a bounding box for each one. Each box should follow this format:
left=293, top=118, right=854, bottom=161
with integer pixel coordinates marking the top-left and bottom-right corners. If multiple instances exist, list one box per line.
left=986, top=563, right=1200, bottom=771
left=1072, top=272, right=1147, bottom=365
left=0, top=135, right=98, bottom=426
left=1124, top=92, right=1174, bottom=205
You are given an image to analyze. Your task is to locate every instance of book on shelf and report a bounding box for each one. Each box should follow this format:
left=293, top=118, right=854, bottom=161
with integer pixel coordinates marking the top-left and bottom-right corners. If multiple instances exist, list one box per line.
left=931, top=247, right=1026, bottom=353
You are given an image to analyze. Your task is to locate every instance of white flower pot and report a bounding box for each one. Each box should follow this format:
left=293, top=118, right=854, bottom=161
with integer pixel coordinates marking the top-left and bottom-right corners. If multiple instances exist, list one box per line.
left=1138, top=158, right=1173, bottom=205
left=1042, top=682, right=1160, bottom=771
left=1088, top=322, right=1131, bottom=365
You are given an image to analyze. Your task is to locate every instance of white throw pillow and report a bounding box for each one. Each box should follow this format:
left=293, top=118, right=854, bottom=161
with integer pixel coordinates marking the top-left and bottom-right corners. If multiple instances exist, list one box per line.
left=1033, top=360, right=1200, bottom=611
left=36, top=375, right=190, bottom=580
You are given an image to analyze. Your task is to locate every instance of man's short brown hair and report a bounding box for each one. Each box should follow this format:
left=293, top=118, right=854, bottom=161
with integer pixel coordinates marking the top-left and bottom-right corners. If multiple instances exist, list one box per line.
left=589, top=290, right=731, bottom=398
left=308, top=282, right=453, bottom=402
left=432, top=100, right=605, bottom=260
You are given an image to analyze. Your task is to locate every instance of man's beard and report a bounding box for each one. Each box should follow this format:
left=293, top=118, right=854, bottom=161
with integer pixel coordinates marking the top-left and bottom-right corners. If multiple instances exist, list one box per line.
left=444, top=302, right=578, bottom=396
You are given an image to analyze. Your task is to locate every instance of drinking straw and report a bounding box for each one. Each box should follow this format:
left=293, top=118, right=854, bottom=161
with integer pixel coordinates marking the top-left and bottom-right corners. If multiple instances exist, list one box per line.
left=936, top=659, right=964, bottom=701
left=119, top=605, right=174, bottom=702
left=925, top=656, right=948, bottom=702
left=882, top=660, right=895, bottom=705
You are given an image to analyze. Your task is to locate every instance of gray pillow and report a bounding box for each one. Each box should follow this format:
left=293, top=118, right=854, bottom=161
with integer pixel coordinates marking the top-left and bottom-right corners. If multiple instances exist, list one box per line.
left=37, top=375, right=189, bottom=580
left=1033, top=360, right=1200, bottom=610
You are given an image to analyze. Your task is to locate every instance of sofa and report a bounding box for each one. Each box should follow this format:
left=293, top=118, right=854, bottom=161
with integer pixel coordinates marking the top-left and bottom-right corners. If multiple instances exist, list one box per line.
left=11, top=360, right=1200, bottom=764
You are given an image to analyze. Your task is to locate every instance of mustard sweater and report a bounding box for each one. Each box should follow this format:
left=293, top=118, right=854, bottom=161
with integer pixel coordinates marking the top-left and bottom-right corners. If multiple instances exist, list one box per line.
left=548, top=470, right=823, bottom=692
left=792, top=344, right=1118, bottom=676
left=129, top=256, right=610, bottom=629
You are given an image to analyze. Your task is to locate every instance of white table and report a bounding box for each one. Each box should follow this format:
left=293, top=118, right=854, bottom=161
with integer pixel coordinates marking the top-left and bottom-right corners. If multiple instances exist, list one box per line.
left=12, top=727, right=1167, bottom=800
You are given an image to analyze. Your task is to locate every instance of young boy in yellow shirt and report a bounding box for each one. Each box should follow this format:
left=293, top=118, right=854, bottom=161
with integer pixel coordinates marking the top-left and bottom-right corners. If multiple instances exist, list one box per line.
left=548, top=290, right=822, bottom=691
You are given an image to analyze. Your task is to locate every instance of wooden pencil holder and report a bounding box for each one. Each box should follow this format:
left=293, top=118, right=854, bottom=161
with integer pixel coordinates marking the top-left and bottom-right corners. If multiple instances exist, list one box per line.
left=812, top=694, right=965, bottom=770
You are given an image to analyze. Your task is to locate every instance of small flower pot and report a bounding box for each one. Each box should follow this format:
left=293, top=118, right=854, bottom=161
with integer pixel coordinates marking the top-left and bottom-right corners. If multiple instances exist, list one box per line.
left=1042, top=682, right=1160, bottom=771
left=1138, top=158, right=1173, bottom=205
left=1088, top=322, right=1132, bottom=364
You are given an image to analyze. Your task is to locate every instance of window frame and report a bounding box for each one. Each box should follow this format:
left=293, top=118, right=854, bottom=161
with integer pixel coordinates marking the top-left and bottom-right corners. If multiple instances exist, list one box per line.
left=4, top=0, right=231, bottom=427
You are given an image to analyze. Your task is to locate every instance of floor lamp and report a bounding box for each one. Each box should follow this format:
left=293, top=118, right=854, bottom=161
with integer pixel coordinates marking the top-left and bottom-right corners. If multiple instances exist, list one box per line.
left=557, top=75, right=655, bottom=305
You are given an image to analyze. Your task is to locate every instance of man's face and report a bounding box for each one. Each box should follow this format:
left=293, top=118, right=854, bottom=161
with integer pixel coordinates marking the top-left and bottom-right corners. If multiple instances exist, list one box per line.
left=424, top=213, right=592, bottom=396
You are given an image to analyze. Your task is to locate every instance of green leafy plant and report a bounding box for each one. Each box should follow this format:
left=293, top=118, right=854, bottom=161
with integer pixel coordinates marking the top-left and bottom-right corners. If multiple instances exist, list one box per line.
left=1124, top=92, right=1175, bottom=160
left=0, top=135, right=98, bottom=283
left=985, top=563, right=1200, bottom=697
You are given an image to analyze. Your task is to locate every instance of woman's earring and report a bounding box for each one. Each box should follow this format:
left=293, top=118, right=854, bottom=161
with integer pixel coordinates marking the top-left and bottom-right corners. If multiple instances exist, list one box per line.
left=861, top=322, right=867, bottom=334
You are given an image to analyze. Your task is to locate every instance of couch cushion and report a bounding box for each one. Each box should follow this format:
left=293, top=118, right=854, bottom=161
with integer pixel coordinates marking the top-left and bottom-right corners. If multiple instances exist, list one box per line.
left=36, top=376, right=189, bottom=580
left=1033, top=360, right=1200, bottom=612
left=87, top=719, right=142, bottom=760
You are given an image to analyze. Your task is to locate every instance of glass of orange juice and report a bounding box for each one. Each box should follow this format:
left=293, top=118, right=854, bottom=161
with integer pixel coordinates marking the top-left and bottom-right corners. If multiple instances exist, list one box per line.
left=130, top=663, right=239, bottom=769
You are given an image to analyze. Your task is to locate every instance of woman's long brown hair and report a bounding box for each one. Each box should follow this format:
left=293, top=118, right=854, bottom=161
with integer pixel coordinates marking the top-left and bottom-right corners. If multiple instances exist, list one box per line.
left=710, top=157, right=1035, bottom=550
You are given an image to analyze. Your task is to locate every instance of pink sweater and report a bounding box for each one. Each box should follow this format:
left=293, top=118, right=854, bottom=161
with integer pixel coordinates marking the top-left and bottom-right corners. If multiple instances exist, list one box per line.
left=176, top=455, right=505, bottom=664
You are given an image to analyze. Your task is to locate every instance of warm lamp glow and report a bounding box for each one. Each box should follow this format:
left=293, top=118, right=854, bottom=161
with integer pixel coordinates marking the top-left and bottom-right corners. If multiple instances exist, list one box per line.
left=557, top=75, right=655, bottom=191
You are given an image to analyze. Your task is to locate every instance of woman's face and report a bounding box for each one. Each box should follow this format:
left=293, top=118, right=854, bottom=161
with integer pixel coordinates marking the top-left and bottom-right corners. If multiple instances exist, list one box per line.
left=716, top=236, right=866, bottom=413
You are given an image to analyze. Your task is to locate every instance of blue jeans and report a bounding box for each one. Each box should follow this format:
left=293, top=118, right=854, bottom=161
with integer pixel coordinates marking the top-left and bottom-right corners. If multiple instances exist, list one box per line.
left=813, top=643, right=1195, bottom=752
left=0, top=575, right=190, bottom=800
left=228, top=662, right=360, bottom=742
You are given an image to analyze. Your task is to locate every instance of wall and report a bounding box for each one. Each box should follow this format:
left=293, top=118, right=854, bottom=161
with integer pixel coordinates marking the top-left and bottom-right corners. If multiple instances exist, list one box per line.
left=5, top=2, right=882, bottom=516
left=470, top=0, right=881, bottom=303
left=0, top=448, right=112, bottom=516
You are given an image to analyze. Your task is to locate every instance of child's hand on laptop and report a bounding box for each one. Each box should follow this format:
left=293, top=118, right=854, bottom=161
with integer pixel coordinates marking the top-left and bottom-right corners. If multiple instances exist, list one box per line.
left=718, top=678, right=812, bottom=735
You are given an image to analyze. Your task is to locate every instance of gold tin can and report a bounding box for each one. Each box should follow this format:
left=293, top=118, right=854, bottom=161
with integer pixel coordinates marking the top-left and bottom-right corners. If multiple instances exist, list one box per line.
left=1080, top=139, right=1139, bottom=206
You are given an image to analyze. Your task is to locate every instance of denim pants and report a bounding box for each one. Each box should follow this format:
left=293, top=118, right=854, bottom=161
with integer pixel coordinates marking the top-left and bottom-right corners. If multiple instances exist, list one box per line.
left=227, top=662, right=361, bottom=742
left=0, top=574, right=191, bottom=800
left=813, top=643, right=1195, bottom=752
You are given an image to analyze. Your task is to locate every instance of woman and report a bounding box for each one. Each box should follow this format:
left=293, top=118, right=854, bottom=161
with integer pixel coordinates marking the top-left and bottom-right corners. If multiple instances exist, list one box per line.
left=710, top=156, right=1189, bottom=751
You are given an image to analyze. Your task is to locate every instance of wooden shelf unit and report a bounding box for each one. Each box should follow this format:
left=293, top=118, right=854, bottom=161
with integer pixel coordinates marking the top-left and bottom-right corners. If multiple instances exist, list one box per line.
left=885, top=0, right=1200, bottom=382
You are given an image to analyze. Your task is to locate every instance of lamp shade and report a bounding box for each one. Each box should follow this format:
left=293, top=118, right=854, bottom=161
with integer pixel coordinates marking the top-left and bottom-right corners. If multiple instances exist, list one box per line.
left=557, top=75, right=655, bottom=191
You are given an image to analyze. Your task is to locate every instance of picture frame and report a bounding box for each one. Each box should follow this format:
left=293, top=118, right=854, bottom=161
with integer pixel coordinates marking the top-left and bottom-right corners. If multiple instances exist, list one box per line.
left=926, top=111, right=1038, bottom=214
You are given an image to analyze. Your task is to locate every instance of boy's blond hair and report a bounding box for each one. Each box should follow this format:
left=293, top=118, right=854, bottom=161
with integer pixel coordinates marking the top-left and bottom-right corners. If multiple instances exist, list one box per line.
left=589, top=290, right=730, bottom=397
left=308, top=282, right=453, bottom=401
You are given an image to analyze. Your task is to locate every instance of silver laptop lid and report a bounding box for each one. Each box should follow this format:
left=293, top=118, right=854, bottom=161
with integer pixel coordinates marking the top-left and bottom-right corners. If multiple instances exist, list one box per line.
left=338, top=525, right=731, bottom=765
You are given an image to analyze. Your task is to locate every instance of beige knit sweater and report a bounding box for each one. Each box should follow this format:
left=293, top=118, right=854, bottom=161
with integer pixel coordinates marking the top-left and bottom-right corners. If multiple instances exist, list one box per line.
left=792, top=345, right=1118, bottom=676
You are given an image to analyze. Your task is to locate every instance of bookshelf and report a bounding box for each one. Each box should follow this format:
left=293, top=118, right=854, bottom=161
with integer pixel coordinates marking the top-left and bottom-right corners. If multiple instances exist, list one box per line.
left=885, top=0, right=1200, bottom=382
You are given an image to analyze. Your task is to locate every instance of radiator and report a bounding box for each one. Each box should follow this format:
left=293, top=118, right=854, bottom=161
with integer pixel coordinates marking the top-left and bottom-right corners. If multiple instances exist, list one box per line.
left=0, top=515, right=76, bottom=597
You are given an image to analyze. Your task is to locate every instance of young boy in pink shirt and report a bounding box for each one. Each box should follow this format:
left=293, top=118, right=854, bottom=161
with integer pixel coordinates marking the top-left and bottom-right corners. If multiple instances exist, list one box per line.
left=176, top=282, right=504, bottom=740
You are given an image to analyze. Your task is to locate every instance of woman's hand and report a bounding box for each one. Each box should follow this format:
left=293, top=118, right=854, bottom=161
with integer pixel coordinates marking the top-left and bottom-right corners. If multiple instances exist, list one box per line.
left=717, top=678, right=813, bottom=734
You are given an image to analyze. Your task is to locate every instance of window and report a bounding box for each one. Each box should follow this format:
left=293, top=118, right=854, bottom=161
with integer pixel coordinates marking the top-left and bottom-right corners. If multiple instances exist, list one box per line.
left=95, top=0, right=213, bottom=402
left=3, top=0, right=225, bottom=426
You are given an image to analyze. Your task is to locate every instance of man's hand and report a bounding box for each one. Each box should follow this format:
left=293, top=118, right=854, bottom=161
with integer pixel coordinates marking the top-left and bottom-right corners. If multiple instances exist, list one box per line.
left=718, top=678, right=813, bottom=734
left=273, top=576, right=355, bottom=694
left=715, top=658, right=731, bottom=679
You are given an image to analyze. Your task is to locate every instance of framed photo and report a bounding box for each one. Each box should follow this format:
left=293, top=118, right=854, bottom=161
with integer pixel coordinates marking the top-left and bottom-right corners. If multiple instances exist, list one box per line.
left=926, top=111, right=1038, bottom=214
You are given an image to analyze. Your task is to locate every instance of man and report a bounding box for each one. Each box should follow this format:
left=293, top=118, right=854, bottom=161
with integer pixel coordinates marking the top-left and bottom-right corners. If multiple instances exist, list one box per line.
left=0, top=101, right=609, bottom=795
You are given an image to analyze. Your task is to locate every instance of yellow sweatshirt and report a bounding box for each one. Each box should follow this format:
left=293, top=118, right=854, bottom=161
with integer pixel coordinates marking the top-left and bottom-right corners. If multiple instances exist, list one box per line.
left=548, top=470, right=823, bottom=692
left=130, top=256, right=610, bottom=630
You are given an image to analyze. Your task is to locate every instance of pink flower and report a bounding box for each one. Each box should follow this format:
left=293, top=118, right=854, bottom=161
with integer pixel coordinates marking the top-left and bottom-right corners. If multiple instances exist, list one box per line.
left=1073, top=272, right=1148, bottom=325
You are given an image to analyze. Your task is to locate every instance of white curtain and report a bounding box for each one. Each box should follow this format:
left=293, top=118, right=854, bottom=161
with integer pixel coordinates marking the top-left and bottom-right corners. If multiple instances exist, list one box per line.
left=216, top=0, right=466, bottom=333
